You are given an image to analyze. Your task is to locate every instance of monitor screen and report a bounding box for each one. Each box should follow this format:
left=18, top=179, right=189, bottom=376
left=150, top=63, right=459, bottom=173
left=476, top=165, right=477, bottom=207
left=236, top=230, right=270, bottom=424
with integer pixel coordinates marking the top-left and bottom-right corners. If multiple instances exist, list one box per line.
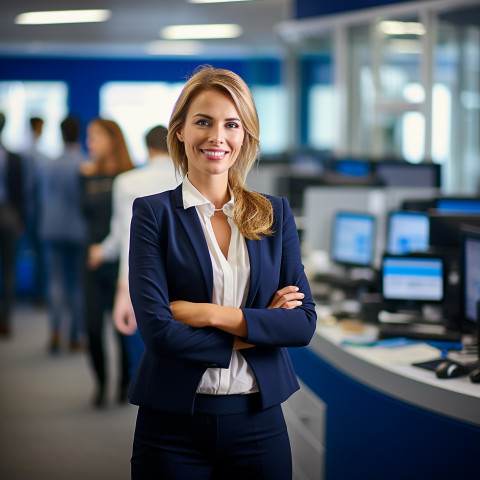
left=461, top=227, right=480, bottom=324
left=334, top=159, right=371, bottom=177
left=436, top=197, right=480, bottom=214
left=387, top=211, right=430, bottom=255
left=331, top=212, right=376, bottom=267
left=382, top=256, right=444, bottom=302
left=373, top=162, right=441, bottom=187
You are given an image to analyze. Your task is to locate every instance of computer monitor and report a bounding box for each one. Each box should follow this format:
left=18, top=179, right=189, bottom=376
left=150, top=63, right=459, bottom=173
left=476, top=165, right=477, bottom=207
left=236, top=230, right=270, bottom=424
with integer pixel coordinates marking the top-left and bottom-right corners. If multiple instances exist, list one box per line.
left=333, top=158, right=372, bottom=177
left=460, top=226, right=480, bottom=330
left=381, top=255, right=445, bottom=306
left=331, top=211, right=376, bottom=267
left=373, top=162, right=441, bottom=188
left=429, top=213, right=480, bottom=248
left=386, top=211, right=430, bottom=255
left=435, top=197, right=480, bottom=214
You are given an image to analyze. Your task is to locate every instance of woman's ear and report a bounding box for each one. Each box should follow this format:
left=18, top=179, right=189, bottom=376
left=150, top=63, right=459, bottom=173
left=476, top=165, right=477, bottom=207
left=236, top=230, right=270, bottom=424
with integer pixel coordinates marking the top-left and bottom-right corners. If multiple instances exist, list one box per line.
left=176, top=129, right=184, bottom=142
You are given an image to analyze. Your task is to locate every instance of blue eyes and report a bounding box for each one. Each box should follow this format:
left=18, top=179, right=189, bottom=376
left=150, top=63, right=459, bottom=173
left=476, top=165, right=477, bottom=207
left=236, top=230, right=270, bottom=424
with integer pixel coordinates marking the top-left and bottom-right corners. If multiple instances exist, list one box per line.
left=195, top=119, right=240, bottom=129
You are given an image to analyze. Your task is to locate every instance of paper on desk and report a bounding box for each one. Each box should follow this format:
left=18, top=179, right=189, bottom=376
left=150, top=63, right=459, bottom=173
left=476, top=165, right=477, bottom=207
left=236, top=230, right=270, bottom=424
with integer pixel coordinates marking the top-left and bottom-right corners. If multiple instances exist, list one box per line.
left=348, top=342, right=441, bottom=365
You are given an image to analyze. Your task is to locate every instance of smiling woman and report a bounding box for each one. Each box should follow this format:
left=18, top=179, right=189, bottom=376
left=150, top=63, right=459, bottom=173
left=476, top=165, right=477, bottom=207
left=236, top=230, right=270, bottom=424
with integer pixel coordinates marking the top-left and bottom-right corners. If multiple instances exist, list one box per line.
left=128, top=65, right=317, bottom=479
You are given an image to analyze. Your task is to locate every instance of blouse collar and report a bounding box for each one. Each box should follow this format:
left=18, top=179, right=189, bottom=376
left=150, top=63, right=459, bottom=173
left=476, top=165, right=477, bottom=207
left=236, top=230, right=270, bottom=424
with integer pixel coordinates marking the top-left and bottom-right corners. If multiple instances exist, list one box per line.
left=182, top=175, right=234, bottom=218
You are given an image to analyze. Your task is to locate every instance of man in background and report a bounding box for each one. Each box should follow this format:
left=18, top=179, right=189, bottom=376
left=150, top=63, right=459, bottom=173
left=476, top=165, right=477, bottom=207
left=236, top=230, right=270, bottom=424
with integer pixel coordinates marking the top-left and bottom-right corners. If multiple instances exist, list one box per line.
left=37, top=115, right=87, bottom=353
left=0, top=113, right=24, bottom=337
left=88, top=125, right=179, bottom=373
left=23, top=116, right=49, bottom=305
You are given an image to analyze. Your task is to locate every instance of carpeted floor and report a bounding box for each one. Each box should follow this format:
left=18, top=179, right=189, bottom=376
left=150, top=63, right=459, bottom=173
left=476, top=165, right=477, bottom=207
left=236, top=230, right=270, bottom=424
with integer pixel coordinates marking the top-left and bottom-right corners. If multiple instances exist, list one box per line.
left=0, top=304, right=138, bottom=480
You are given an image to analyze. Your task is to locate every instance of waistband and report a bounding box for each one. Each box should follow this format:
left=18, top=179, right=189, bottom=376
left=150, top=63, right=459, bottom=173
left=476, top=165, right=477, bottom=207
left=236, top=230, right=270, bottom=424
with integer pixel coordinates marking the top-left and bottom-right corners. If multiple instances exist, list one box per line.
left=194, top=393, right=262, bottom=416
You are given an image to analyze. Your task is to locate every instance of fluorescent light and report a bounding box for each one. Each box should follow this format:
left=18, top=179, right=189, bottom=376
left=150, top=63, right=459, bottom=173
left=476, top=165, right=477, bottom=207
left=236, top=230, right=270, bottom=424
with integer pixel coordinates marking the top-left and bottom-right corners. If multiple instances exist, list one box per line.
left=161, top=24, right=243, bottom=40
left=188, top=0, right=253, bottom=3
left=379, top=21, right=425, bottom=36
left=15, top=10, right=111, bottom=25
left=146, top=40, right=202, bottom=56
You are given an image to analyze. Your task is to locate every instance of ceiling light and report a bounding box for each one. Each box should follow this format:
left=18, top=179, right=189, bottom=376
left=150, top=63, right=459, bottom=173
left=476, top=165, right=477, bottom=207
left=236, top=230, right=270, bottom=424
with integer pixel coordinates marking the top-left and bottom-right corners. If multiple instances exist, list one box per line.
left=15, top=10, right=111, bottom=25
left=146, top=40, right=202, bottom=56
left=161, top=24, right=243, bottom=40
left=379, top=21, right=425, bottom=36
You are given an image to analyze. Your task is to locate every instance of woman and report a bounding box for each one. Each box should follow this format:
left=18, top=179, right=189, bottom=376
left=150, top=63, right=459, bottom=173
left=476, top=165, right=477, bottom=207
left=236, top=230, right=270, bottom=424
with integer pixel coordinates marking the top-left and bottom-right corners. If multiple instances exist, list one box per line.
left=81, top=118, right=134, bottom=407
left=129, top=67, right=317, bottom=479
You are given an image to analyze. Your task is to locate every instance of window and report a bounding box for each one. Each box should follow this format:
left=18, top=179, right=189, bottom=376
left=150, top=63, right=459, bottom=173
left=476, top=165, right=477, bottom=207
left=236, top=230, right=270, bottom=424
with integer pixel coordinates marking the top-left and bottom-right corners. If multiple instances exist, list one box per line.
left=100, top=82, right=184, bottom=165
left=0, top=81, right=68, bottom=158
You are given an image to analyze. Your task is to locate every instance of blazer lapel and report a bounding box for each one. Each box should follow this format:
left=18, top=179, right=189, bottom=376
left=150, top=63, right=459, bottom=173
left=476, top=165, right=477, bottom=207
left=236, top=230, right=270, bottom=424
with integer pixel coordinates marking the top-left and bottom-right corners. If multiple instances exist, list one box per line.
left=245, top=238, right=262, bottom=307
left=173, top=185, right=213, bottom=301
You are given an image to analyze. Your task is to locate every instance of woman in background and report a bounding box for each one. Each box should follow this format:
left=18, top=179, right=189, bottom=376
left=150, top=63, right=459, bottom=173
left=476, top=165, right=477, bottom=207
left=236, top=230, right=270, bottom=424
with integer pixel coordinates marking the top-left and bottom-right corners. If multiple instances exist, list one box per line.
left=128, top=66, right=317, bottom=479
left=81, top=118, right=134, bottom=407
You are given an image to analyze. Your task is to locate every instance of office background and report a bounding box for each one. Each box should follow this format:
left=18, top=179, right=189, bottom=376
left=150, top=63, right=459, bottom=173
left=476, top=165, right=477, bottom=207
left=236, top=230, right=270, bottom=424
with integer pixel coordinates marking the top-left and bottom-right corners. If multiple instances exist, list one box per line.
left=0, top=1, right=479, bottom=479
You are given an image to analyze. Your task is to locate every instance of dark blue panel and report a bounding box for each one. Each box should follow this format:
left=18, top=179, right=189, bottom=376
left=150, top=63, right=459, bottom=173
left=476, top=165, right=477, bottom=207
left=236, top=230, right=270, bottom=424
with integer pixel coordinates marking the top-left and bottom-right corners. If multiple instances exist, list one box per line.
left=0, top=57, right=281, bottom=84
left=289, top=346, right=480, bottom=480
left=295, top=0, right=418, bottom=19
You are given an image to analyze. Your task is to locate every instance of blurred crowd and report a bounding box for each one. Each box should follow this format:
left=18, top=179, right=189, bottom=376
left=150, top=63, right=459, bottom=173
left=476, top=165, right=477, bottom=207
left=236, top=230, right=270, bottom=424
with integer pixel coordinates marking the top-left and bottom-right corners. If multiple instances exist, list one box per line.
left=0, top=112, right=179, bottom=407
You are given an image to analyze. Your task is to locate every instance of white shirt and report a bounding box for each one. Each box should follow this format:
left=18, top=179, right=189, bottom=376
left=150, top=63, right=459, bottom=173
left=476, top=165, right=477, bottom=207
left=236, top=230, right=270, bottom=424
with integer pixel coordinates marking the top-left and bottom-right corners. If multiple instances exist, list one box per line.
left=101, top=155, right=179, bottom=280
left=182, top=176, right=258, bottom=395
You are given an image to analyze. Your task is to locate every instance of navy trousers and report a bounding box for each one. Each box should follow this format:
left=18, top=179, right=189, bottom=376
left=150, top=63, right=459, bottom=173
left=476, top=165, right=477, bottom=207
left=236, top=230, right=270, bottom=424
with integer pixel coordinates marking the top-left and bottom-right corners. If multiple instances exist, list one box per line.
left=131, top=396, right=292, bottom=480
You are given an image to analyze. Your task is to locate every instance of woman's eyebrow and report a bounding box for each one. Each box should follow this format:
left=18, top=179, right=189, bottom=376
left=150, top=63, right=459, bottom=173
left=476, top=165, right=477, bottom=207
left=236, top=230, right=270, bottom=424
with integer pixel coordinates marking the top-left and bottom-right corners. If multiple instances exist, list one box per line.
left=192, top=113, right=241, bottom=122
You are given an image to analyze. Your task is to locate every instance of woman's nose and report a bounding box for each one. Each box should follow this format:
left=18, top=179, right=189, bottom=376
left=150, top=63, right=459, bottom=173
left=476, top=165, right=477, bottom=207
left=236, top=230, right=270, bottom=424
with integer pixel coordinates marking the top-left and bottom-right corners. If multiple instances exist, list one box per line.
left=209, top=125, right=224, bottom=144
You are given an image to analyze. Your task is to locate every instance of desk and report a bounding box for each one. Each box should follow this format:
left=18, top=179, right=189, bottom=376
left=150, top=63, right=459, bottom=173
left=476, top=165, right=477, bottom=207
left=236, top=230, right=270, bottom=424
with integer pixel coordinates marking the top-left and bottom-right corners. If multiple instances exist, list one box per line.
left=288, top=316, right=480, bottom=480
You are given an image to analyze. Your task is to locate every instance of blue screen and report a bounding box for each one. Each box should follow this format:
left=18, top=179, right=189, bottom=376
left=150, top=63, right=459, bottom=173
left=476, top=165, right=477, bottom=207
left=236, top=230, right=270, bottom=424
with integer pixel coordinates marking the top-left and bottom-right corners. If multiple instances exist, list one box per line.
left=436, top=198, right=480, bottom=214
left=334, top=159, right=371, bottom=177
left=387, top=211, right=430, bottom=255
left=464, top=236, right=480, bottom=323
left=382, top=257, right=444, bottom=302
left=331, top=212, right=375, bottom=266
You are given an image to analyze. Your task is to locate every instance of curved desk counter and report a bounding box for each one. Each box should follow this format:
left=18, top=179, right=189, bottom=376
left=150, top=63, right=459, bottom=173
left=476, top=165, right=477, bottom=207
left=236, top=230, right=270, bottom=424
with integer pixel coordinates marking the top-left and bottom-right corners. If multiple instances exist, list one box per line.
left=288, top=320, right=480, bottom=480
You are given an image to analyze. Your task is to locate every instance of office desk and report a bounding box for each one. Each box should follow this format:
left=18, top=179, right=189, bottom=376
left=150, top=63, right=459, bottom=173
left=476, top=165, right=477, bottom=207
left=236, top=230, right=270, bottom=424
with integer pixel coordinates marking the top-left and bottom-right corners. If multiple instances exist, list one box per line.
left=288, top=319, right=480, bottom=480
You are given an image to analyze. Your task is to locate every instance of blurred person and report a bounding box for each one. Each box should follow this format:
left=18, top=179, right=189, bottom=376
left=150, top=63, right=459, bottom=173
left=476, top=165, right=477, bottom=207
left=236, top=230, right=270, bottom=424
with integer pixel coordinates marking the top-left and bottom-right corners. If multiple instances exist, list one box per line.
left=80, top=118, right=134, bottom=407
left=129, top=67, right=316, bottom=479
left=37, top=115, right=88, bottom=353
left=22, top=116, right=49, bottom=305
left=0, top=113, right=24, bottom=337
left=87, top=125, right=179, bottom=376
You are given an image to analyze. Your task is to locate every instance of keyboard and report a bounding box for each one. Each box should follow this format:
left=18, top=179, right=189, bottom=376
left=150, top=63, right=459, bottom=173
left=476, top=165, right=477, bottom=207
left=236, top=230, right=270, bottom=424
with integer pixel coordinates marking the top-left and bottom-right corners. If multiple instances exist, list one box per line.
left=377, top=323, right=463, bottom=343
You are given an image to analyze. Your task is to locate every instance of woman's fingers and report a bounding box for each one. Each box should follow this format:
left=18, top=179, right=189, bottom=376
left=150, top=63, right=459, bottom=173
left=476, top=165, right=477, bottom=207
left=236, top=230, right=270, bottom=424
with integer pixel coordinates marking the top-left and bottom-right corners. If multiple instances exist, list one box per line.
left=268, top=286, right=304, bottom=309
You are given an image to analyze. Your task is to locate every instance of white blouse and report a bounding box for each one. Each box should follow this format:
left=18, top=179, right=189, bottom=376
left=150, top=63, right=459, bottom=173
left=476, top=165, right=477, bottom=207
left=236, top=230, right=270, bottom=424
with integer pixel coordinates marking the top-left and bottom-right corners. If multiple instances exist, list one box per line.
left=182, top=176, right=258, bottom=395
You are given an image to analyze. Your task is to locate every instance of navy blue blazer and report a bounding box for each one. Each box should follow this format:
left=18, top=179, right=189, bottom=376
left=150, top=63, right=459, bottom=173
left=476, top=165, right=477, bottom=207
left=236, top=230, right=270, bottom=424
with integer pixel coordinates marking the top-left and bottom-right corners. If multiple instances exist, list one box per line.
left=128, top=184, right=317, bottom=414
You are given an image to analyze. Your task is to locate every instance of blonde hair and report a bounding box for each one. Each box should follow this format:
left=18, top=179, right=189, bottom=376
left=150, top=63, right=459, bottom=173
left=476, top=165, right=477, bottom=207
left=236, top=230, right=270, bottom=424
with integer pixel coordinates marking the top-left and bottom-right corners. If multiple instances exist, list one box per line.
left=167, top=66, right=273, bottom=240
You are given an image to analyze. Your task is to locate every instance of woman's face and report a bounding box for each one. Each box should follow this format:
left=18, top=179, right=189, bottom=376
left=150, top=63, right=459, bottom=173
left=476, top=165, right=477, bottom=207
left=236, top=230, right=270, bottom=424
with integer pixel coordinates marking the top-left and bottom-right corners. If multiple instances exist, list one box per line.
left=86, top=122, right=113, bottom=160
left=177, top=89, right=245, bottom=182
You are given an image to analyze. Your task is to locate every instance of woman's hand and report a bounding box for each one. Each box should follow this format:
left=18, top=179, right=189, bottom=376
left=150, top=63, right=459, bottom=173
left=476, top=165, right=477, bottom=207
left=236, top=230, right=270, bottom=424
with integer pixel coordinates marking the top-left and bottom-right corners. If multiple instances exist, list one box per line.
left=268, top=286, right=304, bottom=309
left=87, top=244, right=103, bottom=270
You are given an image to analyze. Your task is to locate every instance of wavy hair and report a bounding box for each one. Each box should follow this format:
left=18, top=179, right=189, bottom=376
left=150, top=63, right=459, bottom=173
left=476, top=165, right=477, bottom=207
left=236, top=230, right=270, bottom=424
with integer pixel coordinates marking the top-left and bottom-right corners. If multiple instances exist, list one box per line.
left=167, top=66, right=273, bottom=240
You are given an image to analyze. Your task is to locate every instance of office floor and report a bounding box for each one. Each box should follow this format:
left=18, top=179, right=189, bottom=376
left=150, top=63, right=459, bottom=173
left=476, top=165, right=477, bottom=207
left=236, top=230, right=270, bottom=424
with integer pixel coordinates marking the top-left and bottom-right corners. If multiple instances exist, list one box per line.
left=0, top=304, right=137, bottom=480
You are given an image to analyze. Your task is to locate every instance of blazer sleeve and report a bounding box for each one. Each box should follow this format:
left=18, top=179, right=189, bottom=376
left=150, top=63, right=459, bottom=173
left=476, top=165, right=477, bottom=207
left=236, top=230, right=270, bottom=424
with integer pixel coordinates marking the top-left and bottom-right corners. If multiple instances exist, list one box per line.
left=242, top=197, right=317, bottom=347
left=129, top=196, right=234, bottom=367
